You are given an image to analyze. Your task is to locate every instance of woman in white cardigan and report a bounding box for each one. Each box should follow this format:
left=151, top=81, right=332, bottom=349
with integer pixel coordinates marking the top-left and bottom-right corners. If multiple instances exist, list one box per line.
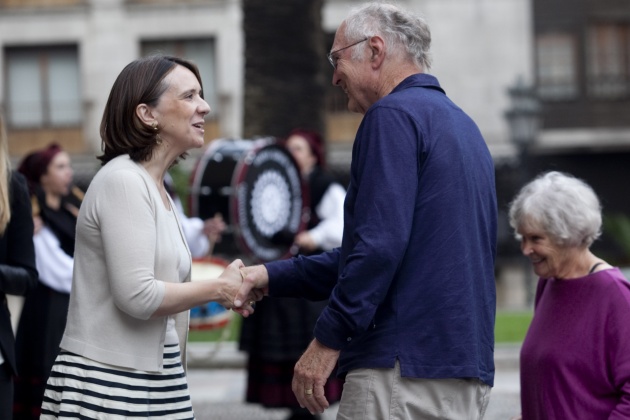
left=41, top=55, right=259, bottom=419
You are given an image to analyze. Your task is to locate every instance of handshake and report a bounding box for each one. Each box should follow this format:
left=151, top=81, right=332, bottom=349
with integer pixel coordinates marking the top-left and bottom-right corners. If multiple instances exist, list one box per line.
left=215, top=259, right=269, bottom=317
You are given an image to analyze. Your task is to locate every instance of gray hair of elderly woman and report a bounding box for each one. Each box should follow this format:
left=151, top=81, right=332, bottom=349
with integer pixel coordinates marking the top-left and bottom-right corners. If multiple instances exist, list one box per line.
left=344, top=2, right=432, bottom=71
left=508, top=171, right=602, bottom=248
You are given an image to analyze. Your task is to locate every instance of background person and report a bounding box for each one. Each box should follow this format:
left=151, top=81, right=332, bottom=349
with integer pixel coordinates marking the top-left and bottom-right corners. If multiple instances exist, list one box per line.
left=0, top=114, right=38, bottom=420
left=286, top=129, right=345, bottom=254
left=40, top=55, right=258, bottom=419
left=14, top=143, right=82, bottom=420
left=239, top=128, right=345, bottom=420
left=508, top=171, right=630, bottom=419
left=237, top=2, right=497, bottom=418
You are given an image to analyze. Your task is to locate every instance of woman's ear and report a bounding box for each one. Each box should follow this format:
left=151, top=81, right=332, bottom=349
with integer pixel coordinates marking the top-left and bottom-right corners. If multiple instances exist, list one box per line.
left=136, top=103, right=155, bottom=127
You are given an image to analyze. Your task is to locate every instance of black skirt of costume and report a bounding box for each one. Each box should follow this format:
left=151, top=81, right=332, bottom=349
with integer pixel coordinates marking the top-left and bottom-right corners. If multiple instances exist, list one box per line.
left=13, top=283, right=69, bottom=419
left=239, top=168, right=345, bottom=408
left=239, top=297, right=344, bottom=408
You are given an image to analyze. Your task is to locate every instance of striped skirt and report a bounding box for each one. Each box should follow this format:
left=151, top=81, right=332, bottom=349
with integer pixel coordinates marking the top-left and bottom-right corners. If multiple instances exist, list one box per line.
left=40, top=343, right=195, bottom=419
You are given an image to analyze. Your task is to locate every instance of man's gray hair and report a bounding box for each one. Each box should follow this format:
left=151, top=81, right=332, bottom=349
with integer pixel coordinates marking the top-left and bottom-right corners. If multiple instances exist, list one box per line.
left=344, top=2, right=432, bottom=70
left=508, top=171, right=602, bottom=248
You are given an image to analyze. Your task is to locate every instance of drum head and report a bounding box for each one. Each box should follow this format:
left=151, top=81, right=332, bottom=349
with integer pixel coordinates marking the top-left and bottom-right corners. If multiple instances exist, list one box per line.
left=189, top=139, right=255, bottom=256
left=231, top=143, right=307, bottom=262
left=190, top=139, right=308, bottom=262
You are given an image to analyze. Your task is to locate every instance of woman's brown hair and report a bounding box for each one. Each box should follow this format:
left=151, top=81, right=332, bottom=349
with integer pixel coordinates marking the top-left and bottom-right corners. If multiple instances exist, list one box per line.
left=98, top=55, right=204, bottom=165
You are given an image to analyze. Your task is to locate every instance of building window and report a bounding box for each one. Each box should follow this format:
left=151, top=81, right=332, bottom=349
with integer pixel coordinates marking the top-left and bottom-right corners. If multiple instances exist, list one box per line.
left=536, top=33, right=578, bottom=100
left=5, top=46, right=81, bottom=128
left=141, top=39, right=218, bottom=115
left=587, top=23, right=630, bottom=99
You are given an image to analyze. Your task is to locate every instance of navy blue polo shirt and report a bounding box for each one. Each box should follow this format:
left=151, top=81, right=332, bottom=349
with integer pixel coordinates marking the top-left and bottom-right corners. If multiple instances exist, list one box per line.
left=266, top=73, right=497, bottom=386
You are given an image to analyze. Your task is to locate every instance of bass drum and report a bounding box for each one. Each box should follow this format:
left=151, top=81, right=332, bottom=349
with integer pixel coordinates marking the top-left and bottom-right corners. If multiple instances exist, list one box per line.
left=189, top=138, right=308, bottom=262
left=189, top=257, right=231, bottom=331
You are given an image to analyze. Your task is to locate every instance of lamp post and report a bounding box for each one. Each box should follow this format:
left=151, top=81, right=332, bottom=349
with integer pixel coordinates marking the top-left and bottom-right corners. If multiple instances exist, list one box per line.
left=505, top=77, right=541, bottom=156
left=504, top=76, right=541, bottom=307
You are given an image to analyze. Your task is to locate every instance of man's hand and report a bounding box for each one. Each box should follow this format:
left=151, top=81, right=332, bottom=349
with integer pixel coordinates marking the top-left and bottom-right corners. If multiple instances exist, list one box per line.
left=292, top=339, right=340, bottom=415
left=216, top=259, right=260, bottom=316
left=234, top=264, right=269, bottom=310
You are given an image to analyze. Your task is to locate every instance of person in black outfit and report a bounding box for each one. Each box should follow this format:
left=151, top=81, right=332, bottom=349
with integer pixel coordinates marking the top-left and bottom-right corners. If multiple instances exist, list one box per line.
left=13, top=144, right=82, bottom=419
left=0, top=114, right=38, bottom=420
left=239, top=129, right=346, bottom=420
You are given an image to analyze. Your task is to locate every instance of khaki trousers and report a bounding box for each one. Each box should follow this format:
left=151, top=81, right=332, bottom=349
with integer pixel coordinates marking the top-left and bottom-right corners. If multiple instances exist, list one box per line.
left=336, top=360, right=491, bottom=420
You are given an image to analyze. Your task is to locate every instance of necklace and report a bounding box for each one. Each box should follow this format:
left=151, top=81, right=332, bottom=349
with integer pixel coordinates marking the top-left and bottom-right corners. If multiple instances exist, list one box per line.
left=588, top=261, right=604, bottom=274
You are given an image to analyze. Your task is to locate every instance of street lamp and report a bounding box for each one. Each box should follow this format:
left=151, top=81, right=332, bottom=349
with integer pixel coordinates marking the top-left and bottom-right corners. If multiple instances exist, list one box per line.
left=505, top=76, right=541, bottom=166
left=504, top=76, right=541, bottom=307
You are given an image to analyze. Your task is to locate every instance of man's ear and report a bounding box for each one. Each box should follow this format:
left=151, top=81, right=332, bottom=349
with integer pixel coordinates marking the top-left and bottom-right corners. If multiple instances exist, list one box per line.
left=368, top=35, right=386, bottom=69
left=136, top=103, right=155, bottom=127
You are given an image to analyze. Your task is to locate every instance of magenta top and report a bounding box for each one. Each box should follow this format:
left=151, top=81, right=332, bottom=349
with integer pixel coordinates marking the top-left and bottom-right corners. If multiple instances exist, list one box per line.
left=520, top=268, right=630, bottom=419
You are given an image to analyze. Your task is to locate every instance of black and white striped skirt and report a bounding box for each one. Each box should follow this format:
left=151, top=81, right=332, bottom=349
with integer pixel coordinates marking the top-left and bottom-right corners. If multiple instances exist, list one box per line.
left=41, top=343, right=195, bottom=419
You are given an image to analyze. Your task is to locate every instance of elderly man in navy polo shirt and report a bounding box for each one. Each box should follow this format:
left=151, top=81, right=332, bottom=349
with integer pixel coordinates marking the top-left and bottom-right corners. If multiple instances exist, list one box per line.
left=236, top=2, right=497, bottom=419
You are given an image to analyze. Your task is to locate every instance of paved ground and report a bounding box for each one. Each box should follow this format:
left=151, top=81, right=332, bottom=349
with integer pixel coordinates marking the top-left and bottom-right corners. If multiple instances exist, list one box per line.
left=188, top=369, right=520, bottom=420
left=186, top=343, right=521, bottom=419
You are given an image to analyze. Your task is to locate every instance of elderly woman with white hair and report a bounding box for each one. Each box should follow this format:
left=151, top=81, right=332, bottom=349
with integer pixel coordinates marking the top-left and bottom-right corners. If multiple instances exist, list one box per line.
left=508, top=171, right=630, bottom=420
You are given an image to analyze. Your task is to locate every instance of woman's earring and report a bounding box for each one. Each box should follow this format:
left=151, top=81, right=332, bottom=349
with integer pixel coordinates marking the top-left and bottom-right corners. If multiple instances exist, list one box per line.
left=152, top=121, right=162, bottom=145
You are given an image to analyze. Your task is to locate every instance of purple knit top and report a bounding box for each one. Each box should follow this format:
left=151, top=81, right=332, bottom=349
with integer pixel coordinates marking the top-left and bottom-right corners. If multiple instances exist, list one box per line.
left=520, top=268, right=630, bottom=419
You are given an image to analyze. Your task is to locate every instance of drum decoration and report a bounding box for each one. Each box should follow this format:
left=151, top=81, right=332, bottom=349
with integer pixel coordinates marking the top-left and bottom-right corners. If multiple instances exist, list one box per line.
left=189, top=138, right=308, bottom=262
left=189, top=257, right=232, bottom=331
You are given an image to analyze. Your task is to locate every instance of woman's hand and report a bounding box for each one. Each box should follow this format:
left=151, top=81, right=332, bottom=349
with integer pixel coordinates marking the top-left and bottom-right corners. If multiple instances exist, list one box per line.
left=216, top=260, right=263, bottom=317
left=154, top=259, right=261, bottom=318
left=215, top=259, right=245, bottom=308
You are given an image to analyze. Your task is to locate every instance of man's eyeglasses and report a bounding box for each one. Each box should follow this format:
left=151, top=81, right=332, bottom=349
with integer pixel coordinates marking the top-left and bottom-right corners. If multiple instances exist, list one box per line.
left=327, top=38, right=369, bottom=69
